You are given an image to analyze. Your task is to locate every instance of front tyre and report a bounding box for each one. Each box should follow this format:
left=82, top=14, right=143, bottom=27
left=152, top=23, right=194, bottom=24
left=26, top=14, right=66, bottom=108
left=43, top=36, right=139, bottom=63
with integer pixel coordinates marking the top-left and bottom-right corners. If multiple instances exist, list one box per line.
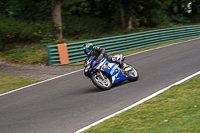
left=127, top=67, right=139, bottom=82
left=91, top=72, right=112, bottom=90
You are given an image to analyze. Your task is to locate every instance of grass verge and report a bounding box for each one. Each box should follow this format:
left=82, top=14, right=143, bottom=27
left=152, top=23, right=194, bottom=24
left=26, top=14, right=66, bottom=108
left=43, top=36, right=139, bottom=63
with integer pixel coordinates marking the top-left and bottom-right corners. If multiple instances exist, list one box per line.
left=0, top=74, right=40, bottom=94
left=0, top=44, right=48, bottom=64
left=82, top=75, right=200, bottom=133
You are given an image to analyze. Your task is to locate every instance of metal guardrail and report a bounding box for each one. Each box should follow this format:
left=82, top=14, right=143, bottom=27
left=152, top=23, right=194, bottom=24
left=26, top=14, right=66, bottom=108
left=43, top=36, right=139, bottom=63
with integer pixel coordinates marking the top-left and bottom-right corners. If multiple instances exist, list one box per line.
left=47, top=25, right=200, bottom=66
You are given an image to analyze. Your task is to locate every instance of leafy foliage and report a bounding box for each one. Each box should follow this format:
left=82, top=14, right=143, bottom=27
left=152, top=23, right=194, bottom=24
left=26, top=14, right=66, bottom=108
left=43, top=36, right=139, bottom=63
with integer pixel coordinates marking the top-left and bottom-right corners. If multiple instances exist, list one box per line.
left=5, top=0, right=51, bottom=21
left=0, top=16, right=40, bottom=49
left=0, top=0, right=200, bottom=50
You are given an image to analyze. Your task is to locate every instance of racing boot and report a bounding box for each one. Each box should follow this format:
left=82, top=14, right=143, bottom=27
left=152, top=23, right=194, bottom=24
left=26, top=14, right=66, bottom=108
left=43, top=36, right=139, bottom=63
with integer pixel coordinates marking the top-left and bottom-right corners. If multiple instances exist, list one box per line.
left=119, top=63, right=131, bottom=76
left=122, top=63, right=132, bottom=72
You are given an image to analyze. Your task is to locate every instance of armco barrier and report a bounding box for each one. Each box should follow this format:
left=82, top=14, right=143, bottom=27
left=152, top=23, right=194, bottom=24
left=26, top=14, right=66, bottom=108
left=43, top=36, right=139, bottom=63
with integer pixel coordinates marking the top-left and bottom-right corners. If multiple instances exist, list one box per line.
left=47, top=25, right=200, bottom=66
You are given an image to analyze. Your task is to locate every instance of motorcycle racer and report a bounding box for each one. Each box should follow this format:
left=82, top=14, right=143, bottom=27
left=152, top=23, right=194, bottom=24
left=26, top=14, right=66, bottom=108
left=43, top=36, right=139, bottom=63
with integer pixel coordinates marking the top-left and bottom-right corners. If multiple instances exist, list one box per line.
left=83, top=43, right=131, bottom=72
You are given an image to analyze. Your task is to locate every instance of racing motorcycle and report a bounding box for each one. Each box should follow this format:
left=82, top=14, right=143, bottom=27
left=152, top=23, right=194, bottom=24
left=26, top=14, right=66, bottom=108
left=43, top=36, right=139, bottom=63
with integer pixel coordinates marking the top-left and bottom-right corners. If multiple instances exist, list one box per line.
left=84, top=54, right=139, bottom=90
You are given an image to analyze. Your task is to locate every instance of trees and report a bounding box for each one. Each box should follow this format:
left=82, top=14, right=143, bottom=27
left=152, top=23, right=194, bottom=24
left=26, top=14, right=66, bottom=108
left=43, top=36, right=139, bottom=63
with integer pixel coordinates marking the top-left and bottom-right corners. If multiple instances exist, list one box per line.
left=191, top=0, right=200, bottom=15
left=52, top=0, right=63, bottom=40
left=0, top=0, right=199, bottom=47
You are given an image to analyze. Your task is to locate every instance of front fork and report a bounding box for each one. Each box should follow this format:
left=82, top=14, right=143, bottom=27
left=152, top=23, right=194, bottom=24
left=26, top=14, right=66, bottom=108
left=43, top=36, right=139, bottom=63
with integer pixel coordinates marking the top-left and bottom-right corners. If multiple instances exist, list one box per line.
left=97, top=70, right=105, bottom=80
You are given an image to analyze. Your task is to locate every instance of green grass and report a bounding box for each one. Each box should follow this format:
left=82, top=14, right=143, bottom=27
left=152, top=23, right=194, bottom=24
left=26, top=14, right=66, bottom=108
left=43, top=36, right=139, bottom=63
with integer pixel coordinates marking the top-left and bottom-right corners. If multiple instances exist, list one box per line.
left=0, top=74, right=40, bottom=94
left=82, top=75, right=200, bottom=133
left=0, top=44, right=48, bottom=64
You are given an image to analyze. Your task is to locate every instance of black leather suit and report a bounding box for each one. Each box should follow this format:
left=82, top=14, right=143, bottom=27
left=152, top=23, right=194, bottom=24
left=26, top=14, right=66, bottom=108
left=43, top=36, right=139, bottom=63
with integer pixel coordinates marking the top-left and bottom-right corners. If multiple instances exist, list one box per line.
left=86, top=46, right=123, bottom=67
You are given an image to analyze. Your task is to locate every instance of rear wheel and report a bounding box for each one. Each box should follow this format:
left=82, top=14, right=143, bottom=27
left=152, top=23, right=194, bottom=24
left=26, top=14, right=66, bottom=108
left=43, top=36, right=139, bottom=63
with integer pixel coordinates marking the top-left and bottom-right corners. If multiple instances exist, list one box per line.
left=127, top=67, right=139, bottom=82
left=91, top=72, right=112, bottom=90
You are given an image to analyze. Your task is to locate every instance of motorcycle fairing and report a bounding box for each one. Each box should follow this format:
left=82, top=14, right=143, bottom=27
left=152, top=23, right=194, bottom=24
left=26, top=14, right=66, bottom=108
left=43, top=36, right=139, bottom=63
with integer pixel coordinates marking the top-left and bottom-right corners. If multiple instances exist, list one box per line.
left=97, top=58, right=128, bottom=84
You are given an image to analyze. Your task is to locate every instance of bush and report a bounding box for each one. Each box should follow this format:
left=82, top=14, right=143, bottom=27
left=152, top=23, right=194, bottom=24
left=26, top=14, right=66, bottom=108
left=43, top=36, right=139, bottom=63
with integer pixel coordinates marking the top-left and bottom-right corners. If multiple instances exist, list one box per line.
left=0, top=16, right=40, bottom=49
left=0, top=16, right=56, bottom=50
left=62, top=15, right=110, bottom=39
left=0, top=45, right=48, bottom=64
left=189, top=14, right=200, bottom=24
left=147, top=9, right=174, bottom=27
left=33, top=23, right=56, bottom=46
left=171, top=14, right=190, bottom=24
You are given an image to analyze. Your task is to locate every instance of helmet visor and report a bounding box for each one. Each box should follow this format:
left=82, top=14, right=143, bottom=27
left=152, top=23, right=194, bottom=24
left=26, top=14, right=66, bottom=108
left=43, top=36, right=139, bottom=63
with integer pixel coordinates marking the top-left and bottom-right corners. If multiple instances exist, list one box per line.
left=84, top=48, right=90, bottom=54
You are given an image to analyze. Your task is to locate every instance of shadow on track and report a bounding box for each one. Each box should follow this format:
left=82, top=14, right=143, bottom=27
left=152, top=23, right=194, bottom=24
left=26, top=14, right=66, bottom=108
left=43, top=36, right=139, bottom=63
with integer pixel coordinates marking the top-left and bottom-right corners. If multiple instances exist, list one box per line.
left=81, top=80, right=138, bottom=94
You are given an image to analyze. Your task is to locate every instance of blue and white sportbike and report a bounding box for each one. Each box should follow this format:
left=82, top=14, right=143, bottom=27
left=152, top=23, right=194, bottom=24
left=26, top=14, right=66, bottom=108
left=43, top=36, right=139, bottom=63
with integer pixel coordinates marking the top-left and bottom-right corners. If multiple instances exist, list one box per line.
left=84, top=54, right=139, bottom=90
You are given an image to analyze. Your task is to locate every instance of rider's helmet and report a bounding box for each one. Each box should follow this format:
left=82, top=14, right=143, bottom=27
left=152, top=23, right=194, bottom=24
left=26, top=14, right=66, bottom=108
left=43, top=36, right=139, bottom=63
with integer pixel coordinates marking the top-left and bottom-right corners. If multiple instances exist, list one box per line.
left=83, top=43, right=93, bottom=55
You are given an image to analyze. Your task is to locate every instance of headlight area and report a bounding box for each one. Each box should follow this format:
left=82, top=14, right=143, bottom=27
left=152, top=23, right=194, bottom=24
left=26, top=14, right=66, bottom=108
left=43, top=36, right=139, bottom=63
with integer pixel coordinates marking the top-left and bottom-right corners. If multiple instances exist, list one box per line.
left=85, top=65, right=90, bottom=72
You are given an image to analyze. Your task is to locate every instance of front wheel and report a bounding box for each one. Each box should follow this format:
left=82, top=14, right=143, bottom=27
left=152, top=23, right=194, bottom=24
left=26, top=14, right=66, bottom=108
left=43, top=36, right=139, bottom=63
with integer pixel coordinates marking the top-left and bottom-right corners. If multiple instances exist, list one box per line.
left=91, top=72, right=112, bottom=90
left=127, top=67, right=139, bottom=82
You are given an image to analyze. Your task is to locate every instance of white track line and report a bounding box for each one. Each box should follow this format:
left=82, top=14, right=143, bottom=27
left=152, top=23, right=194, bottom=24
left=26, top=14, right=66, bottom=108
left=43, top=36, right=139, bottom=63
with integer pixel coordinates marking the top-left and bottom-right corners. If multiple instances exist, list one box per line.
left=0, top=69, right=83, bottom=97
left=75, top=70, right=200, bottom=133
left=1, top=37, right=200, bottom=97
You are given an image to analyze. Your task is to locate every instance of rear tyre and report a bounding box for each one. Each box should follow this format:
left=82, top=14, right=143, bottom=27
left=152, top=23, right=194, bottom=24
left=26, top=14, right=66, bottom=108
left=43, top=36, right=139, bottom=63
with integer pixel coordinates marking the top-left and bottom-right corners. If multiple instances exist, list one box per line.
left=127, top=67, right=139, bottom=82
left=91, top=72, right=112, bottom=90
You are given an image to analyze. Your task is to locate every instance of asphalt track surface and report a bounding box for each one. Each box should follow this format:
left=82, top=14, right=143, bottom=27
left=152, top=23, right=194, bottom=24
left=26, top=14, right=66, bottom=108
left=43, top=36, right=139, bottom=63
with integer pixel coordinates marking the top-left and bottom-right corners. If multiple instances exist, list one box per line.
left=0, top=39, right=200, bottom=133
